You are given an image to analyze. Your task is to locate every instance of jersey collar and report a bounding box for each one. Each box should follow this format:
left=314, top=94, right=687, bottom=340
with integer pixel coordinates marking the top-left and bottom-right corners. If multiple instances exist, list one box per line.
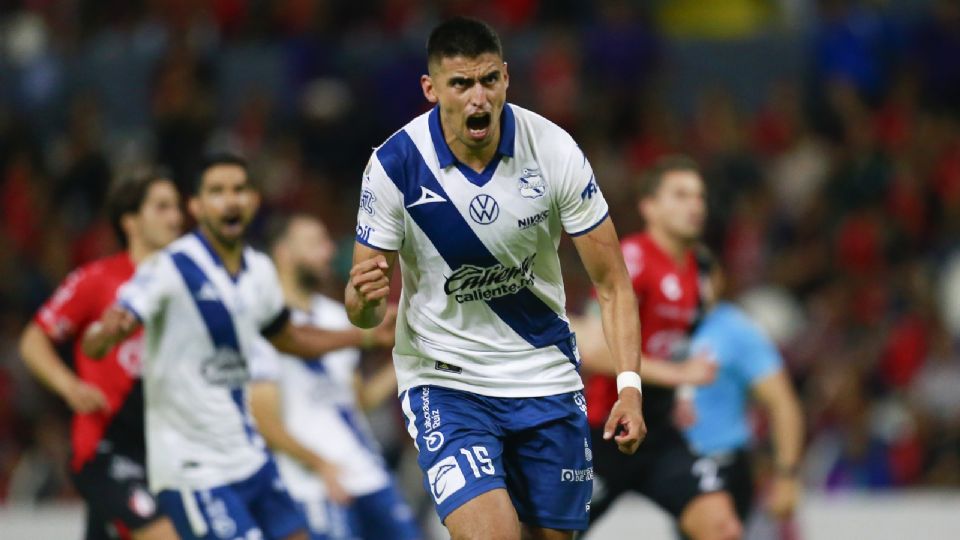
left=429, top=103, right=516, bottom=179
left=192, top=229, right=248, bottom=282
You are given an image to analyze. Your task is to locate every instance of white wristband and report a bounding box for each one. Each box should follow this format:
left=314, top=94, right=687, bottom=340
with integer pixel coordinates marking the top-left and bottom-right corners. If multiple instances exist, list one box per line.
left=617, top=371, right=642, bottom=394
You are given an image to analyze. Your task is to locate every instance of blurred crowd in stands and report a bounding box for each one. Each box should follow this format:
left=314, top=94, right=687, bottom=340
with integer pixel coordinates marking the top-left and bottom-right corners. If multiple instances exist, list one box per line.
left=1, top=0, right=959, bottom=506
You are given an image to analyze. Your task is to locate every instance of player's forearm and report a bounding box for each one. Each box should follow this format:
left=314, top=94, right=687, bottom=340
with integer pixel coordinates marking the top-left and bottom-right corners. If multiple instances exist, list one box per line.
left=81, top=323, right=120, bottom=359
left=595, top=281, right=642, bottom=375
left=758, top=372, right=805, bottom=472
left=769, top=391, right=805, bottom=472
left=356, top=365, right=398, bottom=411
left=19, top=323, right=77, bottom=398
left=250, top=386, right=326, bottom=469
left=272, top=324, right=366, bottom=358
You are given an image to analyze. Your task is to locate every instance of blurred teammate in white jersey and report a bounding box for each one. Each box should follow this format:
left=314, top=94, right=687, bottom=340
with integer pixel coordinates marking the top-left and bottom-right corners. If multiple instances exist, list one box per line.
left=249, top=214, right=421, bottom=540
left=347, top=17, right=647, bottom=540
left=83, top=155, right=394, bottom=540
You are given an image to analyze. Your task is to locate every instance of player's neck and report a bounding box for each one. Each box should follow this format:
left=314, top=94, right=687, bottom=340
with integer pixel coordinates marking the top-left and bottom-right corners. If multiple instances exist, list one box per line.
left=648, top=228, right=690, bottom=264
left=198, top=227, right=244, bottom=274
left=127, top=239, right=154, bottom=265
left=444, top=122, right=500, bottom=173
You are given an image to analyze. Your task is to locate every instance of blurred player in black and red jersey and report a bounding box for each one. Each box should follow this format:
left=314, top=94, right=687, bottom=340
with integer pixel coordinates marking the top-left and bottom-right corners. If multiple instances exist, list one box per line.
left=19, top=171, right=183, bottom=540
left=573, top=156, right=742, bottom=540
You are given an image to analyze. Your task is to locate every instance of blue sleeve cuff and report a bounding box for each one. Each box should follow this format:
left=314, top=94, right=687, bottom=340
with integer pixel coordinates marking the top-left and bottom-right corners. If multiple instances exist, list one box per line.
left=356, top=235, right=397, bottom=252
left=117, top=300, right=143, bottom=323
left=568, top=211, right=609, bottom=238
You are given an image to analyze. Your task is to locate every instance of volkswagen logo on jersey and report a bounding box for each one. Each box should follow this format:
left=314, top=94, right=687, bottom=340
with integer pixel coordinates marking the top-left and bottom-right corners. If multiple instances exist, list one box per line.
left=469, top=194, right=500, bottom=224
left=518, top=166, right=546, bottom=199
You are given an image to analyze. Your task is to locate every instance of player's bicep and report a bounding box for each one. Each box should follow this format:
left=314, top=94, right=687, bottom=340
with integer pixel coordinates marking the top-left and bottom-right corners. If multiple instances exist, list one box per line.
left=355, top=154, right=405, bottom=251
left=352, top=241, right=398, bottom=271
left=571, top=217, right=630, bottom=290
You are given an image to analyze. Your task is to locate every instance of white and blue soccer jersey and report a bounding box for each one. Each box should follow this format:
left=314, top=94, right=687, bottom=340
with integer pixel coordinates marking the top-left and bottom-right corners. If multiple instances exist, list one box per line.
left=117, top=231, right=287, bottom=493
left=251, top=295, right=390, bottom=501
left=356, top=104, right=608, bottom=398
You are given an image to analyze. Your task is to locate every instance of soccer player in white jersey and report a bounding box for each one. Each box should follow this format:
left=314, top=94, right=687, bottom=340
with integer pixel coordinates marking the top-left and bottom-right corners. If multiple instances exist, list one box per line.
left=83, top=155, right=395, bottom=540
left=249, top=214, right=421, bottom=540
left=346, top=17, right=647, bottom=540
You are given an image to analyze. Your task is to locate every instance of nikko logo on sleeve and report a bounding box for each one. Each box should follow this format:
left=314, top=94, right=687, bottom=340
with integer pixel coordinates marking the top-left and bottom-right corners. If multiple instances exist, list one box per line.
left=443, top=254, right=536, bottom=304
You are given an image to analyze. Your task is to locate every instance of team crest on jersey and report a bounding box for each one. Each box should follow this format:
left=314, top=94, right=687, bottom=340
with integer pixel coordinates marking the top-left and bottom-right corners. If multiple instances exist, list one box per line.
left=518, top=166, right=546, bottom=199
left=660, top=274, right=682, bottom=301
left=469, top=194, right=499, bottom=224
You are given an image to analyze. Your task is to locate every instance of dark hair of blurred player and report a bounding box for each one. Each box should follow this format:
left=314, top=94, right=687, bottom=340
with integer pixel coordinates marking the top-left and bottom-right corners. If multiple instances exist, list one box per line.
left=19, top=170, right=182, bottom=540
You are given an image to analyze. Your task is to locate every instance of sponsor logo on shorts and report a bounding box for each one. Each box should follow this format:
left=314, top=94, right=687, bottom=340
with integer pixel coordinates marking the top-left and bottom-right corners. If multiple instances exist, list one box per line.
left=425, top=431, right=445, bottom=452
left=584, top=438, right=592, bottom=462
left=573, top=391, right=587, bottom=416
left=200, top=492, right=238, bottom=539
left=421, top=387, right=444, bottom=452
left=427, top=456, right=466, bottom=504
left=560, top=468, right=594, bottom=482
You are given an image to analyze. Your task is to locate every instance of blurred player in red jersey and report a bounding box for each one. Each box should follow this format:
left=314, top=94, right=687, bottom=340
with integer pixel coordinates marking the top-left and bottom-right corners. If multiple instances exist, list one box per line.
left=573, top=156, right=742, bottom=540
left=19, top=171, right=183, bottom=540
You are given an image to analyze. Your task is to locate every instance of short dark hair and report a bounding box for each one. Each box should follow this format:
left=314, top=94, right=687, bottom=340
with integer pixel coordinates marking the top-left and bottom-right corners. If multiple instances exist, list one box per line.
left=107, top=170, right=172, bottom=248
left=193, top=152, right=250, bottom=194
left=427, top=17, right=503, bottom=69
left=637, top=154, right=701, bottom=200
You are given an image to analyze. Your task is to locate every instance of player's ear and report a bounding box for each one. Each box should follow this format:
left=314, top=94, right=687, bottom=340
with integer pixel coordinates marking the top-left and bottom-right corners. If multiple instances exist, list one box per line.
left=502, top=61, right=509, bottom=89
left=421, top=74, right=438, bottom=104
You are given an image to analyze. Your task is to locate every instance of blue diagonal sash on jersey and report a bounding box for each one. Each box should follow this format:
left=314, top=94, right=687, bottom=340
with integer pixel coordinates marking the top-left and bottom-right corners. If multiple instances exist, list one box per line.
left=376, top=131, right=577, bottom=363
left=303, top=359, right=384, bottom=458
left=170, top=251, right=259, bottom=443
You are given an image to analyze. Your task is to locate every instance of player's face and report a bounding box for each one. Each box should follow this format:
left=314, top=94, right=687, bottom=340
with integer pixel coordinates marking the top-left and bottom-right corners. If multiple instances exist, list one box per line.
left=645, top=171, right=706, bottom=243
left=190, top=164, right=259, bottom=248
left=288, top=218, right=336, bottom=290
left=137, top=179, right=182, bottom=250
left=422, top=53, right=509, bottom=153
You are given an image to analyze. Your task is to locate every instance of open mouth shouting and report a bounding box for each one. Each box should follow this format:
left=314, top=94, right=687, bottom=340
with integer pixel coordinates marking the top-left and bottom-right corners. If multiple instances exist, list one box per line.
left=221, top=213, right=245, bottom=236
left=466, top=112, right=492, bottom=141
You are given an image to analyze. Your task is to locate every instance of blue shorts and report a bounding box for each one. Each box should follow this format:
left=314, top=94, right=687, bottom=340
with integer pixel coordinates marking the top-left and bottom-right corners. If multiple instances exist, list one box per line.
left=401, top=386, right=593, bottom=531
left=157, top=460, right=308, bottom=540
left=303, top=480, right=421, bottom=540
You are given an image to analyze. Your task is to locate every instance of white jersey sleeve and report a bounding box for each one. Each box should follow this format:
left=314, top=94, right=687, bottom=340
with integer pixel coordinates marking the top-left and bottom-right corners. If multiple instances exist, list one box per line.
left=117, top=252, right=175, bottom=321
left=248, top=252, right=287, bottom=330
left=355, top=153, right=405, bottom=251
left=248, top=335, right=282, bottom=382
left=550, top=135, right=609, bottom=236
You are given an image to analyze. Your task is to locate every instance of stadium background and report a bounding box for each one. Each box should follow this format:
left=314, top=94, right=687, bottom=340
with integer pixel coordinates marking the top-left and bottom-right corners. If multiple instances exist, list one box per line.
left=1, top=0, right=959, bottom=537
